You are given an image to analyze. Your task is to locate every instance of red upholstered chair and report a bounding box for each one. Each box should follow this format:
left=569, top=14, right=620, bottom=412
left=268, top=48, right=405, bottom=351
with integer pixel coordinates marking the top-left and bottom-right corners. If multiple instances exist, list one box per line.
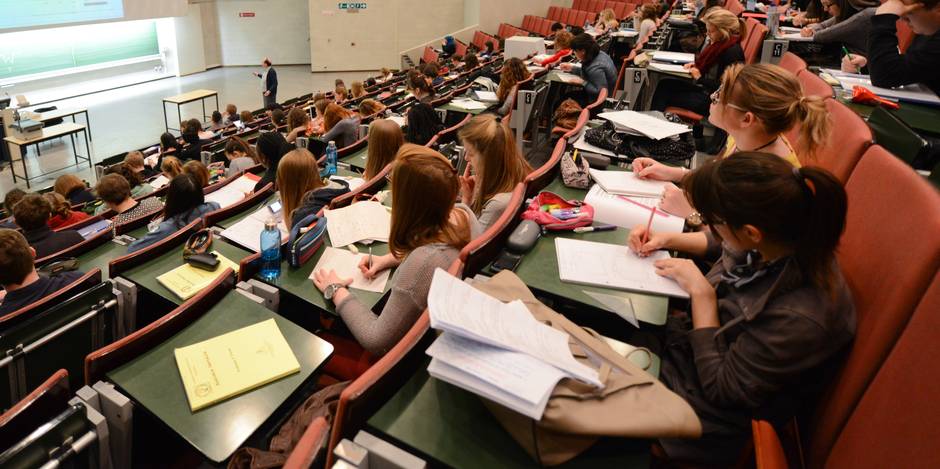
left=726, top=0, right=745, bottom=15
left=824, top=273, right=940, bottom=468
left=283, top=416, right=330, bottom=469
left=797, top=69, right=834, bottom=98
left=801, top=145, right=940, bottom=467
left=455, top=39, right=468, bottom=57
left=744, top=22, right=768, bottom=64
left=426, top=112, right=471, bottom=148
left=526, top=137, right=567, bottom=198
left=108, top=218, right=204, bottom=279
left=751, top=420, right=791, bottom=469
left=0, top=369, right=71, bottom=452
left=548, top=6, right=563, bottom=22
left=784, top=99, right=871, bottom=182
left=459, top=183, right=528, bottom=277
left=328, top=164, right=392, bottom=210
left=778, top=51, right=807, bottom=74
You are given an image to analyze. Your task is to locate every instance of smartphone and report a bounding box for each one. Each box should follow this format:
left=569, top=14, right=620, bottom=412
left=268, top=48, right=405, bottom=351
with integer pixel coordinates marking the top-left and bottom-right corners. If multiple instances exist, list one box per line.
left=489, top=250, right=523, bottom=274
left=455, top=146, right=469, bottom=175
left=268, top=201, right=282, bottom=214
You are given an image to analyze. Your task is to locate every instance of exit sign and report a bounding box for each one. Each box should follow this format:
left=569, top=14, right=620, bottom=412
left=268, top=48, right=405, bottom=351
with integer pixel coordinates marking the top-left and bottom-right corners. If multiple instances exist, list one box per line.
left=338, top=2, right=367, bottom=10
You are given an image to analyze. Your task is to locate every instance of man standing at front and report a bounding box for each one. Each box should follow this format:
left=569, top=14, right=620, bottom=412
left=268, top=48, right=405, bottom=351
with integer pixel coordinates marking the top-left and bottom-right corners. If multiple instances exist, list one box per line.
left=254, top=58, right=278, bottom=108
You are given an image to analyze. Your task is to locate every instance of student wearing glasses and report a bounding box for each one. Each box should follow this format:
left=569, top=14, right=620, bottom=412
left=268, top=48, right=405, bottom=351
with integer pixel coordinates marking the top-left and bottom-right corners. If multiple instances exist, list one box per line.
left=800, top=0, right=878, bottom=55
left=629, top=154, right=856, bottom=466
left=634, top=63, right=830, bottom=218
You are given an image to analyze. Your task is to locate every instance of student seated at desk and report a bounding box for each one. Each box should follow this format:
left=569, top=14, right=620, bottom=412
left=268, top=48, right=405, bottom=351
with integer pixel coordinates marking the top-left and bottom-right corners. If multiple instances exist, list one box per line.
left=94, top=174, right=164, bottom=225
left=159, top=132, right=181, bottom=158
left=209, top=110, right=225, bottom=132
left=239, top=110, right=255, bottom=125
left=842, top=0, right=940, bottom=95
left=161, top=156, right=183, bottom=180
left=422, top=62, right=445, bottom=87
left=44, top=193, right=89, bottom=230
left=651, top=8, right=745, bottom=118
left=54, top=175, right=95, bottom=206
left=183, top=160, right=211, bottom=187
left=441, top=35, right=457, bottom=58
left=793, top=0, right=831, bottom=26
left=0, top=189, right=24, bottom=230
left=334, top=84, right=348, bottom=105
left=178, top=119, right=206, bottom=162
left=312, top=99, right=330, bottom=134
left=286, top=107, right=315, bottom=144
left=279, top=149, right=351, bottom=230
left=351, top=81, right=367, bottom=99
left=480, top=40, right=496, bottom=59
left=406, top=69, right=435, bottom=104
left=377, top=67, right=395, bottom=83
left=547, top=22, right=565, bottom=40
left=223, top=103, right=239, bottom=125
left=365, top=119, right=404, bottom=180
left=0, top=229, right=93, bottom=316
left=254, top=131, right=292, bottom=192
left=358, top=98, right=388, bottom=119
left=496, top=58, right=532, bottom=116
left=125, top=150, right=159, bottom=179
left=95, top=166, right=152, bottom=216
left=800, top=0, right=877, bottom=55
left=634, top=4, right=661, bottom=40
left=312, top=145, right=482, bottom=355
left=404, top=102, right=444, bottom=146
left=14, top=194, right=84, bottom=259
left=629, top=154, right=856, bottom=466
left=636, top=63, right=830, bottom=218
left=593, top=8, right=620, bottom=34
left=321, top=103, right=360, bottom=148
left=222, top=136, right=258, bottom=178
left=127, top=174, right=220, bottom=253
left=558, top=33, right=617, bottom=106
left=457, top=114, right=531, bottom=229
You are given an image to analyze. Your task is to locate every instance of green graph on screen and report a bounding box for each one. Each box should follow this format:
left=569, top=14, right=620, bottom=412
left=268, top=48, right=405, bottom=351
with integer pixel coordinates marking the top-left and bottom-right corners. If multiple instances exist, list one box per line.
left=0, top=20, right=159, bottom=80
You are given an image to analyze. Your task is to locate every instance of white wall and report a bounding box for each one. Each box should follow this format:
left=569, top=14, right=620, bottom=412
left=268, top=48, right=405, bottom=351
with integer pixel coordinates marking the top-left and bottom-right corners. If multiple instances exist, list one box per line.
left=216, top=0, right=311, bottom=66
left=308, top=0, right=466, bottom=71
left=201, top=3, right=222, bottom=68
left=173, top=4, right=208, bottom=76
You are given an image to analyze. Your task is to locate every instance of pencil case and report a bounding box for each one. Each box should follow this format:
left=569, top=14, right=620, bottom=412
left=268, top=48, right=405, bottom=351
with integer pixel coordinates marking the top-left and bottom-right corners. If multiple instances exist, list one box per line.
left=288, top=214, right=328, bottom=268
left=521, top=191, right=594, bottom=231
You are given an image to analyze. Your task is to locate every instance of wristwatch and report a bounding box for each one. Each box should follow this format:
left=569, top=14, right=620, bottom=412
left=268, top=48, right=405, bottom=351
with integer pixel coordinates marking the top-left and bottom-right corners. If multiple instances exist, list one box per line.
left=686, top=211, right=703, bottom=230
left=324, top=283, right=346, bottom=301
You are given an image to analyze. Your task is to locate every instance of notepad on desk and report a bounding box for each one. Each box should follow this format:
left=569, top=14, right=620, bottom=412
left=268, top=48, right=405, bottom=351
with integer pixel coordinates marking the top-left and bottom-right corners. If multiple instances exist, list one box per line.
left=555, top=238, right=689, bottom=299
left=221, top=206, right=288, bottom=253
left=588, top=169, right=670, bottom=197
left=324, top=201, right=391, bottom=248
left=204, top=174, right=259, bottom=208
left=310, top=247, right=390, bottom=293
left=156, top=251, right=240, bottom=300
left=449, top=99, right=489, bottom=111
left=174, top=319, right=300, bottom=412
left=473, top=90, right=499, bottom=103
left=648, top=62, right=693, bottom=76
left=149, top=175, right=170, bottom=189
left=555, top=72, right=584, bottom=84
left=585, top=184, right=686, bottom=233
left=651, top=51, right=695, bottom=64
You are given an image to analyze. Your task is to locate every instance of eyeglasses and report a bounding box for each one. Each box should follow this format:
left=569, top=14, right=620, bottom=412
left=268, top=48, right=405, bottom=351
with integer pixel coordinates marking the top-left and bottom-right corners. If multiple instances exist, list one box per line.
left=710, top=86, right=748, bottom=112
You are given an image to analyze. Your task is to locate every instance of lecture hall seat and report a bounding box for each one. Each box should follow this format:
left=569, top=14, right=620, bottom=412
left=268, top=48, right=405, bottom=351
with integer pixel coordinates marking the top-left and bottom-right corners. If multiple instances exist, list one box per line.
left=0, top=269, right=102, bottom=332
left=459, top=182, right=528, bottom=277
left=796, top=69, right=834, bottom=99
left=785, top=99, right=872, bottom=183
left=801, top=145, right=940, bottom=468
left=203, top=182, right=274, bottom=227
left=283, top=416, right=330, bottom=469
left=328, top=164, right=393, bottom=210
left=777, top=51, right=808, bottom=75
left=528, top=137, right=568, bottom=198
left=0, top=369, right=71, bottom=453
left=107, top=218, right=204, bottom=279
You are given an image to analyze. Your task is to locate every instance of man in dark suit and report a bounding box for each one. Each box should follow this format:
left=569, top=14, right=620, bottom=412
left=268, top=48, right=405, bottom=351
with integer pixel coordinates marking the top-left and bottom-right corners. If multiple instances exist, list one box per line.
left=254, top=58, right=278, bottom=108
left=13, top=194, right=84, bottom=259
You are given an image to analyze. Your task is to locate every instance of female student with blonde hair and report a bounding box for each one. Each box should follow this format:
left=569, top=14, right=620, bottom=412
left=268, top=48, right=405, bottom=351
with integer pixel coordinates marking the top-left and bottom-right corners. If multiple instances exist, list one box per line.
left=635, top=63, right=831, bottom=217
left=496, top=58, right=532, bottom=115
left=457, top=114, right=531, bottom=229
left=630, top=153, right=855, bottom=465
left=537, top=30, right=573, bottom=67
left=277, top=149, right=350, bottom=229
left=358, top=98, right=387, bottom=119
left=350, top=81, right=367, bottom=99
left=593, top=8, right=620, bottom=33
left=364, top=119, right=404, bottom=180
left=312, top=144, right=481, bottom=355
left=161, top=156, right=183, bottom=179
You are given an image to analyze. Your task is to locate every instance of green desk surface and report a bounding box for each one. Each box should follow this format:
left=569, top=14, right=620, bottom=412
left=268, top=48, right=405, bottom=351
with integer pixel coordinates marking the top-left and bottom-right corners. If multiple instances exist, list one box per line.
left=367, top=368, right=650, bottom=469
left=76, top=226, right=151, bottom=280
left=515, top=176, right=668, bottom=326
left=340, top=147, right=369, bottom=172
left=108, top=292, right=334, bottom=463
left=258, top=234, right=393, bottom=315
left=120, top=239, right=252, bottom=305
left=215, top=193, right=278, bottom=229
left=838, top=93, right=940, bottom=136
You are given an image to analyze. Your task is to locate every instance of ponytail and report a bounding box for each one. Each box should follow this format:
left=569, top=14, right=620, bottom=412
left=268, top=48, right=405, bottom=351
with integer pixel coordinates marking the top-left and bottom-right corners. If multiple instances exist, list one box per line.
left=792, top=95, right=830, bottom=158
left=683, top=153, right=847, bottom=294
left=737, top=18, right=747, bottom=42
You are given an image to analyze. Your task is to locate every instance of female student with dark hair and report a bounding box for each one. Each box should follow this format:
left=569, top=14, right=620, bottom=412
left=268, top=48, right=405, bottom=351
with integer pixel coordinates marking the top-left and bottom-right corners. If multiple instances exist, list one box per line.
left=160, top=132, right=181, bottom=155
left=496, top=58, right=532, bottom=116
left=286, top=107, right=314, bottom=144
left=127, top=174, right=221, bottom=253
left=312, top=144, right=481, bottom=355
left=406, top=69, right=435, bottom=103
left=321, top=103, right=360, bottom=148
left=800, top=0, right=877, bottom=54
left=222, top=136, right=258, bottom=178
left=404, top=102, right=444, bottom=145
left=364, top=119, right=404, bottom=180
left=457, top=114, right=531, bottom=229
left=629, top=153, right=856, bottom=466
left=277, top=149, right=350, bottom=230
left=635, top=63, right=830, bottom=217
left=651, top=8, right=745, bottom=117
left=43, top=192, right=89, bottom=230
left=54, top=174, right=95, bottom=205
left=558, top=33, right=617, bottom=106
left=254, top=131, right=291, bottom=191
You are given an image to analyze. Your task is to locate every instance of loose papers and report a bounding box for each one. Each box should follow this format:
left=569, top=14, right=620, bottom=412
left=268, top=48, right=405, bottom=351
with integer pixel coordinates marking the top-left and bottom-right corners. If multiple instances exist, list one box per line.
left=597, top=110, right=691, bottom=140
left=323, top=201, right=391, bottom=248
left=556, top=238, right=689, bottom=298
left=309, top=247, right=390, bottom=293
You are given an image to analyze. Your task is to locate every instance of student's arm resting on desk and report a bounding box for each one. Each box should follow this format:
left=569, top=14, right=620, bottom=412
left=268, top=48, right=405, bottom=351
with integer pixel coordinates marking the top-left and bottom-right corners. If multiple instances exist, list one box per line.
left=867, top=12, right=940, bottom=89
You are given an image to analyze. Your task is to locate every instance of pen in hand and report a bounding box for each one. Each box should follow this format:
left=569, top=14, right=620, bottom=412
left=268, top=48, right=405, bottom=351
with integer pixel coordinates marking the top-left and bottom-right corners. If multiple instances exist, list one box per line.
left=368, top=246, right=373, bottom=271
left=842, top=45, right=861, bottom=74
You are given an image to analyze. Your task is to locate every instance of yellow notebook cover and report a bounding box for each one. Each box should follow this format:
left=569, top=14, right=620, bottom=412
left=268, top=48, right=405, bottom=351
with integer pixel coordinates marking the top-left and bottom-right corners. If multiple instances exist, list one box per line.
left=174, top=319, right=301, bottom=412
left=156, top=251, right=240, bottom=301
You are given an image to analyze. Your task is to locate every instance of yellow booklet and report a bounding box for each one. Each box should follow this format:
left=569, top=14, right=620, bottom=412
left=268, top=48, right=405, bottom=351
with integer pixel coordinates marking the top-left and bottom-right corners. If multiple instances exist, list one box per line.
left=174, top=319, right=301, bottom=412
left=156, top=252, right=240, bottom=301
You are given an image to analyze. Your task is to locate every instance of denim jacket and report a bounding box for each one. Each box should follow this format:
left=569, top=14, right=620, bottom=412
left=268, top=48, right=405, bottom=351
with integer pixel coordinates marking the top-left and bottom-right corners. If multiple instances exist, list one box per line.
left=127, top=202, right=220, bottom=253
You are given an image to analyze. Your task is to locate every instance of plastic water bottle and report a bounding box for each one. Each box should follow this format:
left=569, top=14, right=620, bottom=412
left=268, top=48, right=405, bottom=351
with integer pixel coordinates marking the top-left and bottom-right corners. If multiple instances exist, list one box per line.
left=259, top=218, right=281, bottom=282
left=324, top=141, right=338, bottom=177
left=767, top=4, right=780, bottom=38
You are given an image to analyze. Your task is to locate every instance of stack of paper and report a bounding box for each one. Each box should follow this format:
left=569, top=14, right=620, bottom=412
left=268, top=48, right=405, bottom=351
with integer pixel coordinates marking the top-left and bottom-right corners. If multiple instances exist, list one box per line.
left=648, top=62, right=693, bottom=76
left=425, top=269, right=601, bottom=420
left=584, top=184, right=686, bottom=233
left=473, top=90, right=499, bottom=103
left=651, top=51, right=695, bottom=64
left=589, top=169, right=670, bottom=197
left=149, top=175, right=170, bottom=189
left=555, top=238, right=689, bottom=298
left=174, top=319, right=300, bottom=411
left=775, top=31, right=813, bottom=42
left=555, top=72, right=584, bottom=84
left=597, top=110, right=691, bottom=140
left=309, top=247, right=391, bottom=293
left=820, top=68, right=940, bottom=106
left=221, top=206, right=288, bottom=253
left=387, top=115, right=407, bottom=127
left=205, top=174, right=260, bottom=208
left=449, top=98, right=489, bottom=111
left=156, top=251, right=240, bottom=300
left=324, top=201, right=391, bottom=247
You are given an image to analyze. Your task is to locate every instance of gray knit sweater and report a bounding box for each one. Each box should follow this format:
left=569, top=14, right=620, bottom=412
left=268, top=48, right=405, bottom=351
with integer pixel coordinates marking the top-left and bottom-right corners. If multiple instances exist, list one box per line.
left=810, top=8, right=875, bottom=55
left=335, top=205, right=482, bottom=355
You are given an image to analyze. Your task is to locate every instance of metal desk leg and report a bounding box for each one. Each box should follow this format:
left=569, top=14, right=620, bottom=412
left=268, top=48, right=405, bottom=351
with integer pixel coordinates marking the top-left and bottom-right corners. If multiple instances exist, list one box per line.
left=84, top=129, right=92, bottom=169
left=163, top=101, right=169, bottom=132
left=21, top=145, right=30, bottom=188
left=215, top=94, right=220, bottom=114
left=84, top=110, right=93, bottom=140
left=202, top=98, right=207, bottom=121
left=177, top=103, right=182, bottom=131
left=70, top=133, right=79, bottom=166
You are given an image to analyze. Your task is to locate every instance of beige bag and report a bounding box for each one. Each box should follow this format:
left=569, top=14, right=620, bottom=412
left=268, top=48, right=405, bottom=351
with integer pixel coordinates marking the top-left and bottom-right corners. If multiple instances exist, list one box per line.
left=473, top=271, right=702, bottom=466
